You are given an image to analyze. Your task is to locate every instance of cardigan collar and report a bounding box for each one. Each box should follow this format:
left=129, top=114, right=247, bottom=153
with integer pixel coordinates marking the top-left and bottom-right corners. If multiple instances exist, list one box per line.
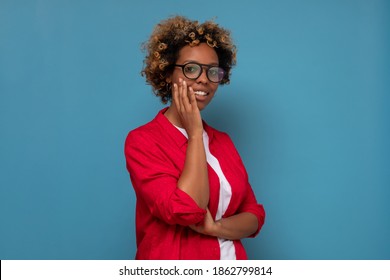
left=154, top=107, right=214, bottom=149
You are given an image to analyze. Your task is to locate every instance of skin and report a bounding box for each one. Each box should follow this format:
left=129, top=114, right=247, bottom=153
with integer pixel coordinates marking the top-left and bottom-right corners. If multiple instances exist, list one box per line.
left=164, top=43, right=258, bottom=240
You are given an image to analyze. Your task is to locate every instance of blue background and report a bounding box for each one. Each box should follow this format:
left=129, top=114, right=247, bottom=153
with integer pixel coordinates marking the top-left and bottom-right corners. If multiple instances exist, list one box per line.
left=1, top=0, right=389, bottom=260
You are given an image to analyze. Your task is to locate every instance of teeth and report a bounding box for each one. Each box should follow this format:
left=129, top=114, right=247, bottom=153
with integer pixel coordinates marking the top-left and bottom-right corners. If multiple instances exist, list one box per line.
left=194, top=91, right=207, bottom=96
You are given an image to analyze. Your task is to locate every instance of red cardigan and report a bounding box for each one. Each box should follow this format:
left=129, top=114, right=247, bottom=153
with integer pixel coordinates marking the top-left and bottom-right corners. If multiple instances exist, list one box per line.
left=124, top=108, right=265, bottom=260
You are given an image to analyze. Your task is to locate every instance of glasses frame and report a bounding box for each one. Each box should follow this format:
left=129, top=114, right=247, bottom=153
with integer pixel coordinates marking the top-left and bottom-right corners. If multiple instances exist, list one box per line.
left=174, top=62, right=225, bottom=83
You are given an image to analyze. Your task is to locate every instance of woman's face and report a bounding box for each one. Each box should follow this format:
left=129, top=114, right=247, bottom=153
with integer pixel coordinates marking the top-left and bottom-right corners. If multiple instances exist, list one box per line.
left=168, top=43, right=220, bottom=111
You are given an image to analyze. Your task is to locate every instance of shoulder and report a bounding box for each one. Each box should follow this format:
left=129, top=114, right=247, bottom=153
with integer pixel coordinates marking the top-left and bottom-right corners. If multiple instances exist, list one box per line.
left=204, top=122, right=234, bottom=146
left=124, top=119, right=167, bottom=167
left=125, top=120, right=162, bottom=152
left=204, top=122, right=245, bottom=162
left=125, top=108, right=168, bottom=147
left=126, top=119, right=158, bottom=141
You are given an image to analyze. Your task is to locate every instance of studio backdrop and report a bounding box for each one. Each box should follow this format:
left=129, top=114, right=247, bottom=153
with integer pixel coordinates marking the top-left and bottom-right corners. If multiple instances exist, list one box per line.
left=1, top=0, right=389, bottom=259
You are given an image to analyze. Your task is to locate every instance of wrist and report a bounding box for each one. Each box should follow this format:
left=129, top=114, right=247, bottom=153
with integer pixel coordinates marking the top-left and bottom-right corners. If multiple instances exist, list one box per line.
left=187, top=132, right=203, bottom=141
left=211, top=219, right=222, bottom=237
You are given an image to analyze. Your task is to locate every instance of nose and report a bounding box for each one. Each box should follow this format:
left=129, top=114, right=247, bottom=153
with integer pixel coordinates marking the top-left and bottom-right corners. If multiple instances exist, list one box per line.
left=196, top=67, right=208, bottom=84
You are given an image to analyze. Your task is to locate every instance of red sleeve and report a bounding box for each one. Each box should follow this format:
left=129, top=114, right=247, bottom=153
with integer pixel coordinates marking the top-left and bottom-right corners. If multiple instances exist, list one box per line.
left=125, top=131, right=206, bottom=226
left=238, top=183, right=266, bottom=238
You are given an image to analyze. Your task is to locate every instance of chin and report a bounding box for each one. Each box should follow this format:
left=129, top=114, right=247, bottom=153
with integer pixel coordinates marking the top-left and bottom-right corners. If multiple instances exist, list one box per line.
left=196, top=102, right=208, bottom=111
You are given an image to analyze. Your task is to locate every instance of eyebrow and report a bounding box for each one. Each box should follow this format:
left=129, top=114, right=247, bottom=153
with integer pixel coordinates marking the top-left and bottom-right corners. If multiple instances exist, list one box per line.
left=182, top=60, right=219, bottom=66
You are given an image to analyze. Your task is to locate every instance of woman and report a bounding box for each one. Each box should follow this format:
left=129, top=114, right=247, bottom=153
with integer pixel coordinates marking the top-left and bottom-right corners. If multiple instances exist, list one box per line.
left=125, top=16, right=265, bottom=260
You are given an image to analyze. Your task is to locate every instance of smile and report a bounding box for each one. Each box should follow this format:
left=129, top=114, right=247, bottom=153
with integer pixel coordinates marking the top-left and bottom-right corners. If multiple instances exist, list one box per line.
left=194, top=91, right=208, bottom=96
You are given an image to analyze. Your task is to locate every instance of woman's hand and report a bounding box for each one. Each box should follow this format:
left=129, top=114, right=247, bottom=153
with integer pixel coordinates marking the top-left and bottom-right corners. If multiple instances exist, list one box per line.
left=172, top=78, right=203, bottom=139
left=189, top=208, right=218, bottom=236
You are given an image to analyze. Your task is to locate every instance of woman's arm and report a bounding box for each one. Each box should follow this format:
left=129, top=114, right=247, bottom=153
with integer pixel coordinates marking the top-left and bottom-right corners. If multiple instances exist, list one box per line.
left=174, top=80, right=209, bottom=209
left=178, top=136, right=209, bottom=208
left=215, top=212, right=259, bottom=240
left=190, top=209, right=259, bottom=240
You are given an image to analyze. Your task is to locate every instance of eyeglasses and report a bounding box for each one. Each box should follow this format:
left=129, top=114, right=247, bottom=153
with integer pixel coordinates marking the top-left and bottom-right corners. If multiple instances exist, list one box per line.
left=174, top=62, right=225, bottom=83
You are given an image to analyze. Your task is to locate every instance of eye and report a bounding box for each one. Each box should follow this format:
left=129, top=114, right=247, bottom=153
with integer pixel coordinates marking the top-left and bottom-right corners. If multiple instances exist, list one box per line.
left=208, top=67, right=219, bottom=77
left=183, top=64, right=200, bottom=75
left=208, top=67, right=224, bottom=80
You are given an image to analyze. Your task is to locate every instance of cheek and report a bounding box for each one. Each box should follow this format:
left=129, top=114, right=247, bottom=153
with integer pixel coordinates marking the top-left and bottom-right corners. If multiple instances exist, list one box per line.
left=210, top=84, right=219, bottom=93
left=169, top=70, right=183, bottom=84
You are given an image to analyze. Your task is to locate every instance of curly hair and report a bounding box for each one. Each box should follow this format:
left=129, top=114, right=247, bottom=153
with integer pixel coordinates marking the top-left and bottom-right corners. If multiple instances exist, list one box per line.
left=141, top=15, right=237, bottom=104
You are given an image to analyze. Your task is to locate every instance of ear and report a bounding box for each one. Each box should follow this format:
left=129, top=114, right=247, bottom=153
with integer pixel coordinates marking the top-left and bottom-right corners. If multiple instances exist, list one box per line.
left=166, top=76, right=172, bottom=84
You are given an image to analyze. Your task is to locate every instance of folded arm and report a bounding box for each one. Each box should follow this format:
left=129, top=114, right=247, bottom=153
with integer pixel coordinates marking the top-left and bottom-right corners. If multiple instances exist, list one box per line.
left=190, top=209, right=259, bottom=240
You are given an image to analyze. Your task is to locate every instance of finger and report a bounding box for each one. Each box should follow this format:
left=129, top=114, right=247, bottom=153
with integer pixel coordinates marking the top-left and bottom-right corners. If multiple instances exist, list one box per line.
left=180, top=80, right=191, bottom=111
left=177, top=78, right=185, bottom=111
left=172, top=83, right=180, bottom=111
left=177, top=78, right=183, bottom=95
left=188, top=87, right=198, bottom=111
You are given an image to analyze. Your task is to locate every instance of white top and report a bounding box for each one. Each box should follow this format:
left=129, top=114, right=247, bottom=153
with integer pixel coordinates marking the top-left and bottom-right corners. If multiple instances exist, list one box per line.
left=175, top=127, right=236, bottom=260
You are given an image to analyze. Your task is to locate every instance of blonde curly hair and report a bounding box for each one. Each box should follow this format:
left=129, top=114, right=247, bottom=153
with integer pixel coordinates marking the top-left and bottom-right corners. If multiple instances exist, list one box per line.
left=141, top=15, right=237, bottom=104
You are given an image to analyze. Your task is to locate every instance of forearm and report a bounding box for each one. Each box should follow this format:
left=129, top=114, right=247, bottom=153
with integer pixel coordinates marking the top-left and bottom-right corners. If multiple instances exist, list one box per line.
left=214, top=212, right=258, bottom=240
left=177, top=135, right=209, bottom=209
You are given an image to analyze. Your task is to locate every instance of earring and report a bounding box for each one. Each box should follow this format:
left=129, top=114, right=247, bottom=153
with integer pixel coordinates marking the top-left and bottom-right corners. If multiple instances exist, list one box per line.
left=166, top=82, right=172, bottom=93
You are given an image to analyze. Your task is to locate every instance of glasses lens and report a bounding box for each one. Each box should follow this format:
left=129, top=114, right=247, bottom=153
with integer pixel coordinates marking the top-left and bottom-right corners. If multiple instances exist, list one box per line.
left=183, top=64, right=201, bottom=79
left=208, top=67, right=225, bottom=83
